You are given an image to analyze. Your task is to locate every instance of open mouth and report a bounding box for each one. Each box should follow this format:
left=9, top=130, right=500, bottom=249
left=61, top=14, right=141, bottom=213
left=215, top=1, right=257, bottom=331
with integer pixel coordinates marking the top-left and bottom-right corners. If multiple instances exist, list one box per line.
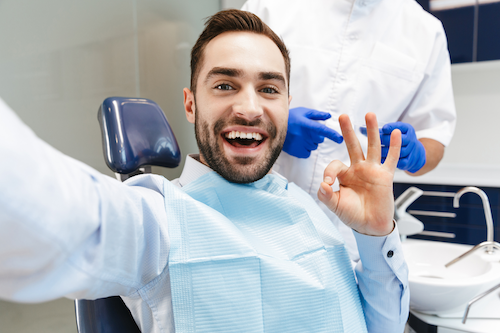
left=224, top=130, right=265, bottom=148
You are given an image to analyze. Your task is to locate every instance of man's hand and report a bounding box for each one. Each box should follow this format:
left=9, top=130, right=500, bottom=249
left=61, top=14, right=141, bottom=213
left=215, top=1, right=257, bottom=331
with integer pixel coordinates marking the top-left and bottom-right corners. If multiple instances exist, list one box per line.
left=283, top=107, right=343, bottom=158
left=318, top=113, right=401, bottom=236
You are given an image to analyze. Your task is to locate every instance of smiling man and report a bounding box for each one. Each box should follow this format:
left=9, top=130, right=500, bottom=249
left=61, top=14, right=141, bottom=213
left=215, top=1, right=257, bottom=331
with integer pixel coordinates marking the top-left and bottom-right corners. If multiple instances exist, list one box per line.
left=184, top=29, right=290, bottom=184
left=0, top=9, right=408, bottom=333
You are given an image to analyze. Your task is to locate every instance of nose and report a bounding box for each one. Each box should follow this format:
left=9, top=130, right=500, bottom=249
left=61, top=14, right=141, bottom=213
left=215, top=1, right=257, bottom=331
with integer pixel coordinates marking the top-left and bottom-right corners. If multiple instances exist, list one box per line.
left=233, top=87, right=263, bottom=121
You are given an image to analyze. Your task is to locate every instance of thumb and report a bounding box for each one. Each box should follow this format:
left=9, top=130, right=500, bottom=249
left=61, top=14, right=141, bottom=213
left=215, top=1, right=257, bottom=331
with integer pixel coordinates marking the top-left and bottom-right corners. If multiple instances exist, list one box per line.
left=317, top=160, right=347, bottom=213
left=318, top=181, right=339, bottom=212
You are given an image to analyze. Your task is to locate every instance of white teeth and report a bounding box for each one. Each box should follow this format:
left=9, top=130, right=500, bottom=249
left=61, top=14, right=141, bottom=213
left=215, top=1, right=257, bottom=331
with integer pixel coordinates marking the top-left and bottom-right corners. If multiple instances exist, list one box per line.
left=225, top=131, right=263, bottom=141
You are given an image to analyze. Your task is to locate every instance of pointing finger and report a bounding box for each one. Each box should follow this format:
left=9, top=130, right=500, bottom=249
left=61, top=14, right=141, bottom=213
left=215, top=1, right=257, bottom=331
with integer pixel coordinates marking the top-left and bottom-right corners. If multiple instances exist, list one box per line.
left=306, top=121, right=344, bottom=144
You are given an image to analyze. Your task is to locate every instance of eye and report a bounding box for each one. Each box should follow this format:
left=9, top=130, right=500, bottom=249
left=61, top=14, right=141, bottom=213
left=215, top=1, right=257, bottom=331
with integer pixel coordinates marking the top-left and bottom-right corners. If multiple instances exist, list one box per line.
left=261, top=87, right=278, bottom=94
left=215, top=83, right=233, bottom=90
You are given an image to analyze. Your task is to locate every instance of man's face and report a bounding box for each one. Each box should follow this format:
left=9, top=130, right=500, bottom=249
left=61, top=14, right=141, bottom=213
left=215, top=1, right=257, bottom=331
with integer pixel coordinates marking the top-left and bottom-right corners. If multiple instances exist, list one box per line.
left=184, top=31, right=291, bottom=183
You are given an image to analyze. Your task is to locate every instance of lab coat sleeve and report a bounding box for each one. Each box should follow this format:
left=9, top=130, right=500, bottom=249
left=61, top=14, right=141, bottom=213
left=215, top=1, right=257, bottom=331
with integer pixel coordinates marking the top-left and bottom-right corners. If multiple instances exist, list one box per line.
left=0, top=98, right=169, bottom=303
left=400, top=20, right=456, bottom=147
left=353, top=225, right=409, bottom=333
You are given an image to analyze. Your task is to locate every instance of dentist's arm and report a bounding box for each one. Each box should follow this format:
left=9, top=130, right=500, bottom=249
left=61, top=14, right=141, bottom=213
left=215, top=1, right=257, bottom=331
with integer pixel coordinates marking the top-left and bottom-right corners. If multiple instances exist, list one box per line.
left=410, top=138, right=444, bottom=176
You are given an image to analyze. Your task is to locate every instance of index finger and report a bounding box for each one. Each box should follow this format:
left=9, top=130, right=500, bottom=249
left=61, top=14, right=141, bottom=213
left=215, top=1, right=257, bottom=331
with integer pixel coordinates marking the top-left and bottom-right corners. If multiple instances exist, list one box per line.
left=312, top=123, right=343, bottom=144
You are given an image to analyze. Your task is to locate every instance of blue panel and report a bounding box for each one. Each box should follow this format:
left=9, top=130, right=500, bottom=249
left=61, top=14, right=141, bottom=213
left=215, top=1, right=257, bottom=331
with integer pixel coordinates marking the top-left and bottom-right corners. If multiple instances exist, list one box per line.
left=408, top=312, right=438, bottom=333
left=394, top=183, right=500, bottom=245
left=455, top=206, right=498, bottom=228
left=415, top=0, right=430, bottom=12
left=98, top=97, right=181, bottom=174
left=432, top=6, right=475, bottom=63
left=408, top=223, right=491, bottom=246
left=477, top=2, right=500, bottom=62
left=76, top=297, right=140, bottom=333
left=394, top=183, right=500, bottom=208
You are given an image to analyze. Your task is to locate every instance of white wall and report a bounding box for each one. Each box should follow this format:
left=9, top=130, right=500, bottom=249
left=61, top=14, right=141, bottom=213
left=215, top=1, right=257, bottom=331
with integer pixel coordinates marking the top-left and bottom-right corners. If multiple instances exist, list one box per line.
left=0, top=0, right=220, bottom=180
left=0, top=1, right=220, bottom=332
left=442, top=60, right=500, bottom=167
left=221, top=0, right=247, bottom=9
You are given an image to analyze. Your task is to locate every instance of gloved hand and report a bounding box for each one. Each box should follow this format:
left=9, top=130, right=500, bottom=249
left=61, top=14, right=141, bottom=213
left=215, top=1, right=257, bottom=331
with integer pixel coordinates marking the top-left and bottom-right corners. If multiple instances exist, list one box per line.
left=283, top=107, right=343, bottom=158
left=380, top=122, right=426, bottom=173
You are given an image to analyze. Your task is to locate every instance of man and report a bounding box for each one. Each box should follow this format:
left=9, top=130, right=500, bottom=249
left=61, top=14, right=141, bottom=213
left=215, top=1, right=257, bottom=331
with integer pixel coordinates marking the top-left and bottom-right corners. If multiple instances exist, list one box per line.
left=0, top=10, right=408, bottom=333
left=242, top=0, right=457, bottom=260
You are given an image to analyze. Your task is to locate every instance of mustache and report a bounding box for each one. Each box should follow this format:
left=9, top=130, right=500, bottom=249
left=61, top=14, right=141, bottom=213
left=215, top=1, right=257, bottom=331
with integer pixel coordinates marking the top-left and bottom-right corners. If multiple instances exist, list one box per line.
left=213, top=116, right=277, bottom=139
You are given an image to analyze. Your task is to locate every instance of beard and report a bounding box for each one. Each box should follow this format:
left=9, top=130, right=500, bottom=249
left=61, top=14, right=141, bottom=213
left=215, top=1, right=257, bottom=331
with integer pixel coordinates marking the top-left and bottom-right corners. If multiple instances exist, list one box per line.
left=195, top=110, right=285, bottom=184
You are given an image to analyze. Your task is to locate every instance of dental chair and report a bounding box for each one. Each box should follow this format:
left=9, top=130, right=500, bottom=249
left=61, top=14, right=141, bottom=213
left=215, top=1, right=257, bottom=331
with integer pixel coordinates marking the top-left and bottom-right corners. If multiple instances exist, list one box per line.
left=74, top=97, right=181, bottom=333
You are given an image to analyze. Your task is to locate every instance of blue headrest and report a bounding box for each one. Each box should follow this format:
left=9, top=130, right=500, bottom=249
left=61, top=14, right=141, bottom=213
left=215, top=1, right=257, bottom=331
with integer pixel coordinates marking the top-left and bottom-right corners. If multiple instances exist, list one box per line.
left=98, top=97, right=181, bottom=174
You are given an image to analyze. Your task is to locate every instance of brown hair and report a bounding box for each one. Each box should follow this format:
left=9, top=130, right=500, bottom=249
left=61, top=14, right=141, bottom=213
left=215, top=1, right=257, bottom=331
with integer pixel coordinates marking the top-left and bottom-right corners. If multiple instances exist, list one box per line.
left=190, top=9, right=290, bottom=94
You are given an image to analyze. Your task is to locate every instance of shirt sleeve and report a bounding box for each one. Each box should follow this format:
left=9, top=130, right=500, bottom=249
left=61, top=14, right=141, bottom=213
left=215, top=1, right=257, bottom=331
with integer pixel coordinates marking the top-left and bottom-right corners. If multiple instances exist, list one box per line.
left=353, top=224, right=410, bottom=333
left=399, top=20, right=457, bottom=147
left=0, top=98, right=169, bottom=303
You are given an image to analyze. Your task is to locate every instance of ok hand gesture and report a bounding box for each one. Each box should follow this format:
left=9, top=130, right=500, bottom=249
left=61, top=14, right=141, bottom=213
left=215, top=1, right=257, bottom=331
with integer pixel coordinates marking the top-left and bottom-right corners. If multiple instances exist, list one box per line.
left=317, top=113, right=402, bottom=236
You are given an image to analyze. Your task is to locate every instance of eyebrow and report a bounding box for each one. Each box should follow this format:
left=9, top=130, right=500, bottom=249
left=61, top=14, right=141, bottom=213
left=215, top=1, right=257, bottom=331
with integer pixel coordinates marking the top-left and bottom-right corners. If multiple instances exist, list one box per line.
left=205, top=67, right=243, bottom=83
left=204, top=67, right=287, bottom=86
left=259, top=72, right=286, bottom=86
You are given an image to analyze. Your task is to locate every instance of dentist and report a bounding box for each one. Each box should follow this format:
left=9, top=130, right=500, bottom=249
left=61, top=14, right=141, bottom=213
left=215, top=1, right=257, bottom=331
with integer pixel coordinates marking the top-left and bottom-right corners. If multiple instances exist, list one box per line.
left=243, top=0, right=457, bottom=260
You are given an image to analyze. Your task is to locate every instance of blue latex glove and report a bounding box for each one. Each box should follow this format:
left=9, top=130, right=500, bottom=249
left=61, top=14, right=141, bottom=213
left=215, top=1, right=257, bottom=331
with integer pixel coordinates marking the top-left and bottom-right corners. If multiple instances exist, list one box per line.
left=283, top=107, right=343, bottom=158
left=361, top=122, right=426, bottom=173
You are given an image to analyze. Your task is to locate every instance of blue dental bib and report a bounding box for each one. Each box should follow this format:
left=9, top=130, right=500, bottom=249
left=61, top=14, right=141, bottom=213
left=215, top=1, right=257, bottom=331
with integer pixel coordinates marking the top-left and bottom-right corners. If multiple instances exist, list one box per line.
left=166, top=172, right=367, bottom=332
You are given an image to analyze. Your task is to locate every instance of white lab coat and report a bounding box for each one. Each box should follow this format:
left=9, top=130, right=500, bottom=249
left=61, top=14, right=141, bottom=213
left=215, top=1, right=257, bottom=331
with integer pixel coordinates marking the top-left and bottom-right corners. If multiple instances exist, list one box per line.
left=243, top=0, right=457, bottom=260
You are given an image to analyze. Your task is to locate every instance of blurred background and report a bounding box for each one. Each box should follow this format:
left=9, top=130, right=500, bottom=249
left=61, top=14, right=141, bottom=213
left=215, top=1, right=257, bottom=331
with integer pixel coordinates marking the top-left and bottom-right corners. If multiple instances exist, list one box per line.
left=0, top=1, right=230, bottom=332
left=0, top=0, right=498, bottom=332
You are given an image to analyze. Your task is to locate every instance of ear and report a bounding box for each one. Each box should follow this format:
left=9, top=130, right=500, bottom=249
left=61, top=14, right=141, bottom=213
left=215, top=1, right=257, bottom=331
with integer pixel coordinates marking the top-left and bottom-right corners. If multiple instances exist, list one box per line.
left=183, top=87, right=196, bottom=124
left=288, top=94, right=292, bottom=105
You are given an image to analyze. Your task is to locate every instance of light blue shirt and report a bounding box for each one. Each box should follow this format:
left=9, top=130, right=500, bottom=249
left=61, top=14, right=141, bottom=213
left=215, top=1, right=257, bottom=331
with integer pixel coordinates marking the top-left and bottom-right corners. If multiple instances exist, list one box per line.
left=0, top=98, right=408, bottom=332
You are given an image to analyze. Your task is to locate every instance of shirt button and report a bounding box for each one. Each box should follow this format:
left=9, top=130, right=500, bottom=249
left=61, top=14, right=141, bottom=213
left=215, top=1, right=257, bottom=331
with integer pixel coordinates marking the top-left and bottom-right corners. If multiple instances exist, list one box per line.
left=387, top=250, right=394, bottom=258
left=338, top=74, right=347, bottom=81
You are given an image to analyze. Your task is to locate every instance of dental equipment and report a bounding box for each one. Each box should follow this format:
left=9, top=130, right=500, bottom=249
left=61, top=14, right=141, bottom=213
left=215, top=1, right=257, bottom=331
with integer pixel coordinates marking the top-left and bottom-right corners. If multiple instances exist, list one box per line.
left=453, top=186, right=495, bottom=254
left=394, top=186, right=424, bottom=240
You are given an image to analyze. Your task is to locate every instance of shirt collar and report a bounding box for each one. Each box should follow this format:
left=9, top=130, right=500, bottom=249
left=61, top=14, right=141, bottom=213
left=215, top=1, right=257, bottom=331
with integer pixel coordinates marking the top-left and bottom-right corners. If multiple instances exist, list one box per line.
left=177, top=154, right=213, bottom=188
left=177, top=154, right=288, bottom=188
